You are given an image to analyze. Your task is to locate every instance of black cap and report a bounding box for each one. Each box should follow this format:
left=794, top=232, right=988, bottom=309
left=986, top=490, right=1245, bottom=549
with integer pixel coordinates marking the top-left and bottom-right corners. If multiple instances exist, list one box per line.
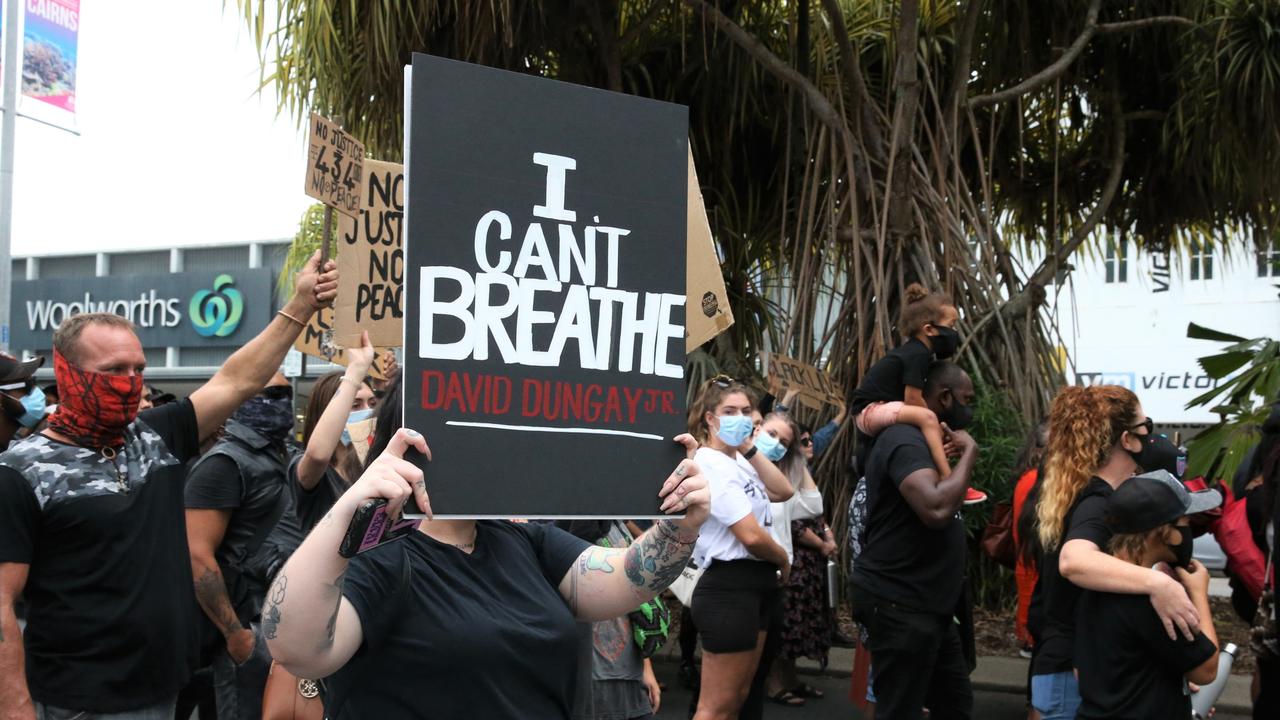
left=1106, top=470, right=1223, bottom=535
left=0, top=353, right=43, bottom=389
left=1139, top=434, right=1186, bottom=480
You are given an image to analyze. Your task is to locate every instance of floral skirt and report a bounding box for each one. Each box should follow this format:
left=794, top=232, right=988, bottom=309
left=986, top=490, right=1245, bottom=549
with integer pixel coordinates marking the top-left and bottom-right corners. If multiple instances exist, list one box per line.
left=780, top=518, right=832, bottom=662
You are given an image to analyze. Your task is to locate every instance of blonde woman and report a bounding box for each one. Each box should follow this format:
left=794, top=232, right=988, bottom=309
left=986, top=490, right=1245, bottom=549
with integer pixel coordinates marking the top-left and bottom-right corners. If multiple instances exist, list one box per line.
left=1029, top=385, right=1199, bottom=720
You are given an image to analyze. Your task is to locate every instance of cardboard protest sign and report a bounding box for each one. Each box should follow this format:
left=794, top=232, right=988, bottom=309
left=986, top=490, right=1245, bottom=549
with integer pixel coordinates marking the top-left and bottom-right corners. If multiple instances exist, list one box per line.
left=685, top=150, right=734, bottom=352
left=293, top=307, right=391, bottom=380
left=404, top=54, right=689, bottom=517
left=305, top=113, right=366, bottom=218
left=334, top=160, right=405, bottom=348
left=765, top=352, right=844, bottom=411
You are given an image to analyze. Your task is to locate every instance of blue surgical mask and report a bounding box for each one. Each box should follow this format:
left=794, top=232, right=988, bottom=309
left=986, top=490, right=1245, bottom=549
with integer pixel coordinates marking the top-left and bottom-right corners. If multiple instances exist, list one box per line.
left=754, top=432, right=787, bottom=463
left=715, top=413, right=754, bottom=448
left=17, top=385, right=46, bottom=429
left=341, top=408, right=375, bottom=445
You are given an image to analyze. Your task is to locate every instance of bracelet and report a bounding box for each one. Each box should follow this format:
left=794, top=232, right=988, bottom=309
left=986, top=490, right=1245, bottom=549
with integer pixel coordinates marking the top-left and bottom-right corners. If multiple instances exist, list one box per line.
left=277, top=310, right=306, bottom=327
left=656, top=520, right=699, bottom=546
left=742, top=445, right=759, bottom=460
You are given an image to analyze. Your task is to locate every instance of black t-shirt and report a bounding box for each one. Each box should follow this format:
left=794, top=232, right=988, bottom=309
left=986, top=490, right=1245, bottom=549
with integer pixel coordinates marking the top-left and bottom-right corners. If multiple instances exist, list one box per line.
left=851, top=338, right=932, bottom=415
left=326, top=521, right=591, bottom=719
left=1031, top=477, right=1113, bottom=676
left=850, top=424, right=965, bottom=615
left=1075, top=591, right=1216, bottom=719
left=0, top=401, right=201, bottom=712
left=286, top=455, right=348, bottom=535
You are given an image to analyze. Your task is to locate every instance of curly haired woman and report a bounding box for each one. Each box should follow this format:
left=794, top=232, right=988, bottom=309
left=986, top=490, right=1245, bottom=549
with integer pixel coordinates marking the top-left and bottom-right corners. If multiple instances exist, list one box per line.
left=1028, top=385, right=1200, bottom=720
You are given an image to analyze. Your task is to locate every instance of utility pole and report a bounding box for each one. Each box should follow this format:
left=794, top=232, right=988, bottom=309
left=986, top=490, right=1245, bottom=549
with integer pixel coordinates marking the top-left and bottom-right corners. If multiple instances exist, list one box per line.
left=0, top=0, right=23, bottom=353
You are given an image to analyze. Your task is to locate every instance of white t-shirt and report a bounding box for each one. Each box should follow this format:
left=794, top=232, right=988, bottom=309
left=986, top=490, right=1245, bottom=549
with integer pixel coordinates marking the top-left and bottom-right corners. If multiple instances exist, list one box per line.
left=770, top=488, right=824, bottom=563
left=692, top=447, right=773, bottom=567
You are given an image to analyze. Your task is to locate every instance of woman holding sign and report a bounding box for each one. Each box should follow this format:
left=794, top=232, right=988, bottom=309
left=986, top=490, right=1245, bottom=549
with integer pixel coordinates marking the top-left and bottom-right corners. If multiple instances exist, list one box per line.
left=260, top=381, right=709, bottom=719
left=686, top=376, right=796, bottom=720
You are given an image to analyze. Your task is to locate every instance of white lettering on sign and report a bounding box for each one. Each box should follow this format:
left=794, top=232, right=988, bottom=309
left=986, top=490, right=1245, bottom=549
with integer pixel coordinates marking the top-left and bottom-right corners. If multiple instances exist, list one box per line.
left=25, top=290, right=182, bottom=330
left=419, top=153, right=685, bottom=379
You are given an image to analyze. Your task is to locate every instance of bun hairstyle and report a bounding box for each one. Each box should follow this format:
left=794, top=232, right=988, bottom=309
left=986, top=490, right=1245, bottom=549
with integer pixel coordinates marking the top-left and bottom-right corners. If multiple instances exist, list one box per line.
left=1036, top=385, right=1140, bottom=550
left=688, top=376, right=753, bottom=443
left=899, top=283, right=955, bottom=339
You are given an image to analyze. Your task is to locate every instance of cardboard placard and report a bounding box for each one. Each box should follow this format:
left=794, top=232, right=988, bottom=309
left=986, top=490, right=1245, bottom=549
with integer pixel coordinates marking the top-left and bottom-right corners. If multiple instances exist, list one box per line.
left=685, top=150, right=734, bottom=352
left=293, top=307, right=391, bottom=380
left=404, top=54, right=689, bottom=517
left=765, top=352, right=843, bottom=411
left=305, top=113, right=366, bottom=218
left=334, top=160, right=405, bottom=348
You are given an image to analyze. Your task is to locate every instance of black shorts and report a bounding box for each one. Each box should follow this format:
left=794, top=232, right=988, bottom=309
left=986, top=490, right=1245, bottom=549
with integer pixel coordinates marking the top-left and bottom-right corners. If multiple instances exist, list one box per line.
left=690, top=559, right=781, bottom=653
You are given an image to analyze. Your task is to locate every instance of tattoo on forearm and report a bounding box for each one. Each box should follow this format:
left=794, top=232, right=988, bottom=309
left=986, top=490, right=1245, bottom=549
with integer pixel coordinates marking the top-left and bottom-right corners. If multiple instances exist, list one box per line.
left=193, top=567, right=243, bottom=637
left=262, top=573, right=287, bottom=640
left=318, top=568, right=347, bottom=651
left=624, top=522, right=694, bottom=594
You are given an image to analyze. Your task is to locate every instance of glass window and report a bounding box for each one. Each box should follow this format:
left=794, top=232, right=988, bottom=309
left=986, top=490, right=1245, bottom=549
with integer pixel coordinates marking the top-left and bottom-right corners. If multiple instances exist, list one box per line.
left=1258, top=235, right=1280, bottom=278
left=1189, top=239, right=1214, bottom=281
left=1104, top=238, right=1127, bottom=284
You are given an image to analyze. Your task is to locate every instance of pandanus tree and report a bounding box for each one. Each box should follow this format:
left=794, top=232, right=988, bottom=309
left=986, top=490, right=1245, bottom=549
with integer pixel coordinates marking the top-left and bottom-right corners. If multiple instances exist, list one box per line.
left=244, top=0, right=1280, bottom=496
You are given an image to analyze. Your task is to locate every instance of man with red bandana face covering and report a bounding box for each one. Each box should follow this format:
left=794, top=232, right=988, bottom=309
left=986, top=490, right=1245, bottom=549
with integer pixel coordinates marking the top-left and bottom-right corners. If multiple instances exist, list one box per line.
left=0, top=251, right=338, bottom=720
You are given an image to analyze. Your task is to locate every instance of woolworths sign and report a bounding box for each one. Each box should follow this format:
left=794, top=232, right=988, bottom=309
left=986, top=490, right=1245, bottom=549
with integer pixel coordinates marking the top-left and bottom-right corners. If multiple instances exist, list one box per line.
left=11, top=269, right=274, bottom=350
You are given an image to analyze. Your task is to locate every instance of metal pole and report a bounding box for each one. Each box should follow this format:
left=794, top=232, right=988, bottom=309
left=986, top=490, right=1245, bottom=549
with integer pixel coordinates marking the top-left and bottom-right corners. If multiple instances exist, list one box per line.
left=0, top=0, right=25, bottom=353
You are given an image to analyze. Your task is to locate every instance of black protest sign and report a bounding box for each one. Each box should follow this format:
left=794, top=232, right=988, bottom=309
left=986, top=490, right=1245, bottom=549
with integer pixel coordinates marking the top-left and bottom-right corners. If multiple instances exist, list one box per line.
left=404, top=54, right=688, bottom=518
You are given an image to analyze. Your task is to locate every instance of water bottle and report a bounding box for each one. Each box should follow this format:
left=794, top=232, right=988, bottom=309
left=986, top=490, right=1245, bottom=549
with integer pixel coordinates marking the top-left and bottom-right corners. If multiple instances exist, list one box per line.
left=826, top=559, right=838, bottom=608
left=1190, top=642, right=1237, bottom=719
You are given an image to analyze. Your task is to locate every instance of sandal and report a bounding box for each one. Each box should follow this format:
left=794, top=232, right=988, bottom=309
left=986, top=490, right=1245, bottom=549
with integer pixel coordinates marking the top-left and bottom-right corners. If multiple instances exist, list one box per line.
left=768, top=690, right=806, bottom=707
left=791, top=683, right=825, bottom=699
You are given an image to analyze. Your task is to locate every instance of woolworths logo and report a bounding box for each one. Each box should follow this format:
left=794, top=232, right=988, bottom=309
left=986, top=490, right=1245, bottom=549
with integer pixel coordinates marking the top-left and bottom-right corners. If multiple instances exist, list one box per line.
left=189, top=275, right=245, bottom=338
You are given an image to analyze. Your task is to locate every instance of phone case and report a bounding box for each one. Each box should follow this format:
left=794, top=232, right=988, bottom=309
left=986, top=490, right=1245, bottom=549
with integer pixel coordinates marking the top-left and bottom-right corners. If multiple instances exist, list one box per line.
left=338, top=499, right=423, bottom=558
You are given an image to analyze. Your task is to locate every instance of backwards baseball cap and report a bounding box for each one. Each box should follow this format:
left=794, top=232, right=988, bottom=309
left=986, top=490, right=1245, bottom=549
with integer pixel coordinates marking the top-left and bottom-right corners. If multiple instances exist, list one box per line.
left=0, top=352, right=44, bottom=391
left=1106, top=470, right=1222, bottom=535
left=1136, top=433, right=1186, bottom=480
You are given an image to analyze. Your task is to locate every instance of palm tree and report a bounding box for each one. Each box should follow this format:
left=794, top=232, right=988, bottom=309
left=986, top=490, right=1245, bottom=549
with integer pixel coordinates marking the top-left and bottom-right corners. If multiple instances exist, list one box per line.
left=243, top=0, right=1280, bottom=492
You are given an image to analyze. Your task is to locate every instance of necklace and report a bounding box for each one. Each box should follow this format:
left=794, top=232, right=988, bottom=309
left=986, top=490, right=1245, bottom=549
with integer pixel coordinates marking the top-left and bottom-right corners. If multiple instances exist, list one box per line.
left=100, top=446, right=127, bottom=492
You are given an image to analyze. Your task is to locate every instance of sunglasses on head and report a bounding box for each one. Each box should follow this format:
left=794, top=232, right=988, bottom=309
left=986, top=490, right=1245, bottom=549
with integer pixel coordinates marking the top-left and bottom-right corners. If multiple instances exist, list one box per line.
left=710, top=374, right=737, bottom=389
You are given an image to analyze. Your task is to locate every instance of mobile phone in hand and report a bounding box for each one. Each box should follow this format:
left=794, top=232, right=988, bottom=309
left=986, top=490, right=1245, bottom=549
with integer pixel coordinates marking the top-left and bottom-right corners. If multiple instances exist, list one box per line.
left=338, top=499, right=422, bottom=558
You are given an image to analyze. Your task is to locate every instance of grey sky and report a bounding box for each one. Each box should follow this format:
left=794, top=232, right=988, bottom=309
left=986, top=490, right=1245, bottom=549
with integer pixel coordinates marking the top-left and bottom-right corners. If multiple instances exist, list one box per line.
left=9, top=1, right=312, bottom=257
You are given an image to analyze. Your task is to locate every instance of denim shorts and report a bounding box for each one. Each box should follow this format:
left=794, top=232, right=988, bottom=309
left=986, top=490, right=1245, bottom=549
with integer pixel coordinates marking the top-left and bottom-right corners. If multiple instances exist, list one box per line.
left=1030, top=671, right=1081, bottom=720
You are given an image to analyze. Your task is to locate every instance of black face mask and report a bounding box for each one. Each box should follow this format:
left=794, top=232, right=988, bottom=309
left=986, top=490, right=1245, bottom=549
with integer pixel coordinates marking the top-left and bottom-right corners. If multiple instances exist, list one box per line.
left=1168, top=526, right=1194, bottom=569
left=939, top=394, right=974, bottom=431
left=233, top=390, right=295, bottom=443
left=1125, top=432, right=1157, bottom=470
left=930, top=326, right=961, bottom=359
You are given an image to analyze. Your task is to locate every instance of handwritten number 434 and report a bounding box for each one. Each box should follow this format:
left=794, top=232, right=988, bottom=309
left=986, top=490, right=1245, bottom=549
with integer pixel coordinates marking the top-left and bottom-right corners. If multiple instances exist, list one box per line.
left=313, top=146, right=360, bottom=192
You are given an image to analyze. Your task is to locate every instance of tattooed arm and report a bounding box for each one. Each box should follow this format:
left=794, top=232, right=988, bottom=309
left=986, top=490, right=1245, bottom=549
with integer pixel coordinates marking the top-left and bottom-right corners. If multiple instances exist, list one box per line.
left=263, top=429, right=431, bottom=680
left=559, top=444, right=709, bottom=622
left=0, top=563, right=34, bottom=720
left=185, top=508, right=256, bottom=664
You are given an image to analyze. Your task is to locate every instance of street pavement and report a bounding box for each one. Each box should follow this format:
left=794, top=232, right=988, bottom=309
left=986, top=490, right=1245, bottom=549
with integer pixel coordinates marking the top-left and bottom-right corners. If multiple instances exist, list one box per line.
left=649, top=659, right=1254, bottom=720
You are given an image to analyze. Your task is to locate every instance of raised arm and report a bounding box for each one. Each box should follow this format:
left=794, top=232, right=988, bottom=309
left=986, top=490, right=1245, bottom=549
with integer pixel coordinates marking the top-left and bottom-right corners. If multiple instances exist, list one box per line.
left=263, top=429, right=431, bottom=680
left=1060, top=537, right=1199, bottom=641
left=0, top=563, right=33, bottom=720
left=189, top=251, right=337, bottom=442
left=296, top=333, right=375, bottom=491
left=898, top=429, right=977, bottom=528
left=559, top=435, right=710, bottom=622
left=735, top=435, right=793, bottom=502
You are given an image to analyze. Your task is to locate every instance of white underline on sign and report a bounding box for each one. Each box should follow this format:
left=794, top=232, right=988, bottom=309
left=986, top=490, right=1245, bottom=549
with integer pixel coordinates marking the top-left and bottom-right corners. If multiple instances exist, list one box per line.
left=444, top=421, right=664, bottom=441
